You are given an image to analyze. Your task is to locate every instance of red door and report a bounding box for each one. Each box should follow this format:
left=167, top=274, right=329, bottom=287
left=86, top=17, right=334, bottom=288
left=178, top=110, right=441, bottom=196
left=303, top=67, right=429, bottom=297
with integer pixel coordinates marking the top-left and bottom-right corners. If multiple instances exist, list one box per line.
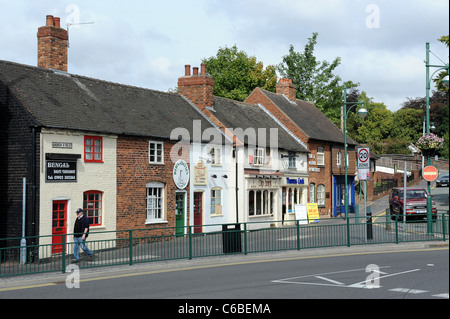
left=52, top=200, right=67, bottom=254
left=193, top=192, right=203, bottom=233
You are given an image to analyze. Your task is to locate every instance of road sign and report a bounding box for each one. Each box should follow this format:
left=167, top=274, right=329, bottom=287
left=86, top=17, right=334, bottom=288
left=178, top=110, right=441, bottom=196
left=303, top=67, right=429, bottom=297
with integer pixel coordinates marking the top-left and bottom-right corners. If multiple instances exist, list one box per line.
left=357, top=148, right=370, bottom=169
left=422, top=165, right=439, bottom=182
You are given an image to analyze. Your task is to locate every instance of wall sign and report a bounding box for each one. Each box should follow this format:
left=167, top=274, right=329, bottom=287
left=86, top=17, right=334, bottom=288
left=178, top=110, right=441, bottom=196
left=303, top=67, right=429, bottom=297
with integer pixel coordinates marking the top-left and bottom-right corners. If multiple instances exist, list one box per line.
left=193, top=160, right=207, bottom=185
left=45, top=153, right=80, bottom=182
left=173, top=160, right=189, bottom=189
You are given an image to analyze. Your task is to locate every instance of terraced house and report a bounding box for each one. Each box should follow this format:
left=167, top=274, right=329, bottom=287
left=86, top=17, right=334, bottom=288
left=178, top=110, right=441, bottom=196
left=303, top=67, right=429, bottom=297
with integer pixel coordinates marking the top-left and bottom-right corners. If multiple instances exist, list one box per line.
left=0, top=16, right=214, bottom=256
left=1, top=14, right=361, bottom=260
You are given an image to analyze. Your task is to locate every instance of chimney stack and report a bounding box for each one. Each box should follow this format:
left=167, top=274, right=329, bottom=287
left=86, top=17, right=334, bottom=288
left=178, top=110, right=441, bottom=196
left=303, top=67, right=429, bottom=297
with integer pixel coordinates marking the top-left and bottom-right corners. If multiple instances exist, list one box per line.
left=276, top=78, right=297, bottom=102
left=178, top=63, right=214, bottom=109
left=37, top=15, right=68, bottom=72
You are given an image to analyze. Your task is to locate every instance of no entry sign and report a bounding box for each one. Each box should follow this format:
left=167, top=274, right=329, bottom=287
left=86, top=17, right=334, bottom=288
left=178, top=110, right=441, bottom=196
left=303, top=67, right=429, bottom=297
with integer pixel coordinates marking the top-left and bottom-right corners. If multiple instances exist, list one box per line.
left=422, top=165, right=439, bottom=182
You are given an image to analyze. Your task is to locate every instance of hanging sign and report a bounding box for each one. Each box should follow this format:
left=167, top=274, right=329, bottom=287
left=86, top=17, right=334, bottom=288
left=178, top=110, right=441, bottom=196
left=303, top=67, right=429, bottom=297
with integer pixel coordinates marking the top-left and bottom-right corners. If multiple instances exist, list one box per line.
left=173, top=160, right=190, bottom=189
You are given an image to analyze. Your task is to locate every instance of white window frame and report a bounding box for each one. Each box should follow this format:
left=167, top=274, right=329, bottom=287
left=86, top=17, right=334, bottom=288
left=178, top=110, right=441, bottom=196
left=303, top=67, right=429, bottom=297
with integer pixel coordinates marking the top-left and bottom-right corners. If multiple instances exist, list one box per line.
left=288, top=151, right=296, bottom=169
left=149, top=141, right=164, bottom=164
left=211, top=187, right=222, bottom=216
left=209, top=146, right=221, bottom=166
left=317, top=184, right=325, bottom=206
left=146, top=182, right=165, bottom=223
left=253, top=148, right=265, bottom=166
left=309, top=183, right=316, bottom=203
left=317, top=147, right=325, bottom=166
left=337, top=151, right=342, bottom=167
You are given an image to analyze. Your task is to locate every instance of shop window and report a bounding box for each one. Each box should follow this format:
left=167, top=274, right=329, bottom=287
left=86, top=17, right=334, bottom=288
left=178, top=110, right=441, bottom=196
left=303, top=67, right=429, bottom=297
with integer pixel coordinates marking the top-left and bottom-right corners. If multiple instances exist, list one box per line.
left=249, top=189, right=275, bottom=216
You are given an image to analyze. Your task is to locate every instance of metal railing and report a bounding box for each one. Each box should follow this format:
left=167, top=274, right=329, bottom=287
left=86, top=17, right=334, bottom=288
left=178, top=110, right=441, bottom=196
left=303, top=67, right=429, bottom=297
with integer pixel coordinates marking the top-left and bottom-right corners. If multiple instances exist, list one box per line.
left=1, top=213, right=448, bottom=277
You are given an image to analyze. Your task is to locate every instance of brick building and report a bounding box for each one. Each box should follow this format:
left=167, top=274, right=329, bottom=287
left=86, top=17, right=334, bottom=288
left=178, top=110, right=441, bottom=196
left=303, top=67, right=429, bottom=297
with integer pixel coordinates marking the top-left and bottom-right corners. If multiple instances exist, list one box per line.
left=246, top=79, right=359, bottom=217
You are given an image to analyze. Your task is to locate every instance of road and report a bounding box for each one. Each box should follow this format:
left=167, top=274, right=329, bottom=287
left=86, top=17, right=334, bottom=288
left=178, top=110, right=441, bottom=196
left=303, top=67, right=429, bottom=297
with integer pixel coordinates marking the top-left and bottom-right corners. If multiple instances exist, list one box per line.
left=1, top=245, right=447, bottom=303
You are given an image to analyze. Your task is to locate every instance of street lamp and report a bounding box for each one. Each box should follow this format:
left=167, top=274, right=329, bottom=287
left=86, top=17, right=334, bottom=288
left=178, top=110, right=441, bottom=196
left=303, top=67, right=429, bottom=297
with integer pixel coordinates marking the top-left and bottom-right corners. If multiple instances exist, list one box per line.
left=425, top=42, right=449, bottom=235
left=343, top=87, right=367, bottom=221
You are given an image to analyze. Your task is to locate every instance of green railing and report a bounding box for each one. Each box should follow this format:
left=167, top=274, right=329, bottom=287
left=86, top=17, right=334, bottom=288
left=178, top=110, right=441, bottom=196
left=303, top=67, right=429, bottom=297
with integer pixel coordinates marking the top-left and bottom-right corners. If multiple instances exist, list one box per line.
left=1, top=213, right=448, bottom=278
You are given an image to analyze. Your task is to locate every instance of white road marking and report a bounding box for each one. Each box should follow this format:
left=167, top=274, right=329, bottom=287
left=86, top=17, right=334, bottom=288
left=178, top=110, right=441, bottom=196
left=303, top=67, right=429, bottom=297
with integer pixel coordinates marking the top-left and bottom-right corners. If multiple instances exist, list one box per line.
left=389, top=288, right=428, bottom=294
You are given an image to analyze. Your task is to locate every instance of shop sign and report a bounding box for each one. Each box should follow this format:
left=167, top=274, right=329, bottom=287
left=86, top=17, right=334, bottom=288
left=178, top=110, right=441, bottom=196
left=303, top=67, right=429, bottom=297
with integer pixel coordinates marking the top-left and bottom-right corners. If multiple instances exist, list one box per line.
left=286, top=177, right=305, bottom=185
left=46, top=160, right=77, bottom=182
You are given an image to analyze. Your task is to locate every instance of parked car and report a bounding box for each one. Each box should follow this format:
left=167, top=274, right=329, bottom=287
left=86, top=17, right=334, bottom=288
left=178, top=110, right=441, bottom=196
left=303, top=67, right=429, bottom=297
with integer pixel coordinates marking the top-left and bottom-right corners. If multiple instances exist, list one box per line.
left=435, top=173, right=449, bottom=187
left=389, top=187, right=437, bottom=221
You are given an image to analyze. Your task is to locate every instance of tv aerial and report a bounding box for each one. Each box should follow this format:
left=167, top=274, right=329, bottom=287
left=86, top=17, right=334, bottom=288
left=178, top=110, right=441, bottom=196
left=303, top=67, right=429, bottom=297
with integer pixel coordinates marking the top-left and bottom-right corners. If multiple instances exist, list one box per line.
left=66, top=21, right=94, bottom=48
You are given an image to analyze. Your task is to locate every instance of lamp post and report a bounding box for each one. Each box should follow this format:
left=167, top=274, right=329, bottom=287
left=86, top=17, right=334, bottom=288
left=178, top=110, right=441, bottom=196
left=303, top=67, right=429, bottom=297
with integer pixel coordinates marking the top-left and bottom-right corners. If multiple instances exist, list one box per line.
left=425, top=42, right=449, bottom=235
left=343, top=87, right=368, bottom=221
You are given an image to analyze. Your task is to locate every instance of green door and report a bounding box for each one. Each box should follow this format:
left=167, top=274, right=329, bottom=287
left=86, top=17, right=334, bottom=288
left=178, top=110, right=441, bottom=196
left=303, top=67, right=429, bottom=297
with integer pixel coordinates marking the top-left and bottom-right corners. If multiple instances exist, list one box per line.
left=175, top=193, right=185, bottom=237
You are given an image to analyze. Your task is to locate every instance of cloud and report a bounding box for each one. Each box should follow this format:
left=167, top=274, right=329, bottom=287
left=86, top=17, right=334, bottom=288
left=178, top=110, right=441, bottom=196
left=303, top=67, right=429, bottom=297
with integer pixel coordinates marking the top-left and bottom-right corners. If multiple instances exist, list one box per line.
left=1, top=0, right=448, bottom=111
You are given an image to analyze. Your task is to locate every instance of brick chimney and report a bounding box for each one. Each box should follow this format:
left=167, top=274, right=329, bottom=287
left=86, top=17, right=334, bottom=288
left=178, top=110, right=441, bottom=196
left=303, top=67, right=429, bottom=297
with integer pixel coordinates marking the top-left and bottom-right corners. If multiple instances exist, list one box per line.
left=177, top=63, right=214, bottom=109
left=276, top=78, right=296, bottom=102
left=37, top=15, right=68, bottom=71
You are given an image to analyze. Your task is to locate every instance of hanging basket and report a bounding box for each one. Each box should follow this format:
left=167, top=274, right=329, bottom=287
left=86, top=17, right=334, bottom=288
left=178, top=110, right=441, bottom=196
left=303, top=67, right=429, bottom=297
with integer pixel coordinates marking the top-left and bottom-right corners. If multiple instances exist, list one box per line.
left=416, top=133, right=444, bottom=156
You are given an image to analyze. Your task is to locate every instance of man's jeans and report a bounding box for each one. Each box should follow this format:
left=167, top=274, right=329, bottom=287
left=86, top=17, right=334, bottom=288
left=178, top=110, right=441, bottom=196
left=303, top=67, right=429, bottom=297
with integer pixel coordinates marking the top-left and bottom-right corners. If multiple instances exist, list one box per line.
left=73, top=236, right=93, bottom=261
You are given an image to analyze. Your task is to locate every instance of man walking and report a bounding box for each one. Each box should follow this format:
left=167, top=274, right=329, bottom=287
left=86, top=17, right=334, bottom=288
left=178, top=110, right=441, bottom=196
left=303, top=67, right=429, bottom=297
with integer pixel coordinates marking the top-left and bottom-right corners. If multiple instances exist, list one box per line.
left=72, top=208, right=94, bottom=263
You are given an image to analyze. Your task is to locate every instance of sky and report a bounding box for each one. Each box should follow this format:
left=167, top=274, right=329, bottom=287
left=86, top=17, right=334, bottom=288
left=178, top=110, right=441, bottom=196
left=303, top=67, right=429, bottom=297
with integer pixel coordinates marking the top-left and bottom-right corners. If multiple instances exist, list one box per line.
left=0, top=0, right=448, bottom=112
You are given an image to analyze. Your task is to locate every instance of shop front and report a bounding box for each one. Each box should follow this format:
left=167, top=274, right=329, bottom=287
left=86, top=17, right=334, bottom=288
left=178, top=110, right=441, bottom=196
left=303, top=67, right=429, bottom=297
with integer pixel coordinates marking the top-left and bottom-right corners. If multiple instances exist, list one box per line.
left=280, top=175, right=309, bottom=224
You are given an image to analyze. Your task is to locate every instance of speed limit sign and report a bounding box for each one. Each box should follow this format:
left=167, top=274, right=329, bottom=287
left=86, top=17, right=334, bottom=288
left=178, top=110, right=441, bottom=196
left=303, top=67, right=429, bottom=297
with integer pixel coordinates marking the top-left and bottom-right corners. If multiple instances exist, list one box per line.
left=357, top=148, right=370, bottom=169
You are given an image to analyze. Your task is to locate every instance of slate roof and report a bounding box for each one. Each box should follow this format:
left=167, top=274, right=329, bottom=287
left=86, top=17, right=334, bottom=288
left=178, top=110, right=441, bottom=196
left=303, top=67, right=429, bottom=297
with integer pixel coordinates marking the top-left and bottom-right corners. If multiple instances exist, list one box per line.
left=211, top=96, right=308, bottom=153
left=0, top=59, right=213, bottom=140
left=257, top=89, right=358, bottom=146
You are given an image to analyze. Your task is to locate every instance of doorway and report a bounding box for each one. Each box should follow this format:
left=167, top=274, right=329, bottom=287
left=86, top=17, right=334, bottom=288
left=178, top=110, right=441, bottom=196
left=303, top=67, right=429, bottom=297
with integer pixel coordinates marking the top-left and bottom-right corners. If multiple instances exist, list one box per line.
left=175, top=192, right=186, bottom=237
left=193, top=192, right=203, bottom=233
left=52, top=200, right=67, bottom=254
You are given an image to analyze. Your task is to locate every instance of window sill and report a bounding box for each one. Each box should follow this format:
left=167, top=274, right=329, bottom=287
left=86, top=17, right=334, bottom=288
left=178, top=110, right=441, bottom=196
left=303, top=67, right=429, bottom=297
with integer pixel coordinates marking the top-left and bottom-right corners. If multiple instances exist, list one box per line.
left=145, top=220, right=168, bottom=225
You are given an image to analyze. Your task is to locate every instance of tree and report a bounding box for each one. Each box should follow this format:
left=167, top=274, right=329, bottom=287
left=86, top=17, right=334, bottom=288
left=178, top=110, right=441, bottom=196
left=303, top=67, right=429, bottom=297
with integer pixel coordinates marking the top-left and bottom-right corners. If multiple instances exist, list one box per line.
left=277, top=32, right=358, bottom=124
left=202, top=45, right=277, bottom=101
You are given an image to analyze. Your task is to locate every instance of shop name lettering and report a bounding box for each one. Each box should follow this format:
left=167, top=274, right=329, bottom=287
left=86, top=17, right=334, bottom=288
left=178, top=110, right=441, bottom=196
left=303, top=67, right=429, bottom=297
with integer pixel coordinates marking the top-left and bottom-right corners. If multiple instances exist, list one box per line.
left=286, top=177, right=305, bottom=184
left=47, top=161, right=76, bottom=181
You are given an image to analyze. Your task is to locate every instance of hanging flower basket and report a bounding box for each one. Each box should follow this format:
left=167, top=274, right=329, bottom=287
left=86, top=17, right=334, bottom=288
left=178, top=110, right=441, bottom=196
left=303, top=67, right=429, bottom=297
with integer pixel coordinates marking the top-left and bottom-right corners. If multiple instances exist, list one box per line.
left=416, top=133, right=444, bottom=155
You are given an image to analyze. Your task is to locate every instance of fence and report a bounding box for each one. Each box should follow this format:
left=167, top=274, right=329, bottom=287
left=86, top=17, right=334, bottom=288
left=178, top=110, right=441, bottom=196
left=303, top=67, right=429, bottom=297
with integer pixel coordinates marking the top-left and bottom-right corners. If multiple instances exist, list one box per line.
left=1, top=213, right=448, bottom=278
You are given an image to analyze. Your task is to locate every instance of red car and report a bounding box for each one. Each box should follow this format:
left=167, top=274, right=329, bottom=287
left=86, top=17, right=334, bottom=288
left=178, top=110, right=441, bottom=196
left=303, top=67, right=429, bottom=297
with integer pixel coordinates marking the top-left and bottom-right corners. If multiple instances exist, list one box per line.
left=389, top=187, right=437, bottom=221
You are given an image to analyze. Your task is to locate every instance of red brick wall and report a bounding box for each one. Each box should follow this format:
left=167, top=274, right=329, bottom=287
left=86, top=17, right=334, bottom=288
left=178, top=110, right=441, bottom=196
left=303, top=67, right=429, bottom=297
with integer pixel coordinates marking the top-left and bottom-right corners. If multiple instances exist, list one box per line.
left=116, top=137, right=190, bottom=237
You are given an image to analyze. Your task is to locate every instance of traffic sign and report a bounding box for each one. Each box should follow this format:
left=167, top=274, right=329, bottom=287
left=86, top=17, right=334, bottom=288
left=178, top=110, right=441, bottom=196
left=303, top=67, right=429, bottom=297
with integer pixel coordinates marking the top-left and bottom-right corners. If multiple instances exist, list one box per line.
left=422, top=165, right=439, bottom=182
left=357, top=148, right=370, bottom=169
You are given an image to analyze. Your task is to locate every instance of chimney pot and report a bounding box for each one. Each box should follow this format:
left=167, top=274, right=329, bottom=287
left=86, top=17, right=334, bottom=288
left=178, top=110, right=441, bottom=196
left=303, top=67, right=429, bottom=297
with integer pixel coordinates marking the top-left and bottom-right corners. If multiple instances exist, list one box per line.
left=193, top=67, right=199, bottom=76
left=184, top=64, right=191, bottom=76
left=201, top=63, right=206, bottom=75
left=46, top=15, right=54, bottom=26
left=53, top=17, right=61, bottom=28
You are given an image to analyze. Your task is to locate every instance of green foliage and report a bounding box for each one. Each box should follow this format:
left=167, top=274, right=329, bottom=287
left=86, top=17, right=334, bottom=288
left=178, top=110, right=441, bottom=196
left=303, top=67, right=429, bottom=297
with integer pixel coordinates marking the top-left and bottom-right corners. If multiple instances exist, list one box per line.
left=202, top=45, right=277, bottom=101
left=277, top=32, right=357, bottom=124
